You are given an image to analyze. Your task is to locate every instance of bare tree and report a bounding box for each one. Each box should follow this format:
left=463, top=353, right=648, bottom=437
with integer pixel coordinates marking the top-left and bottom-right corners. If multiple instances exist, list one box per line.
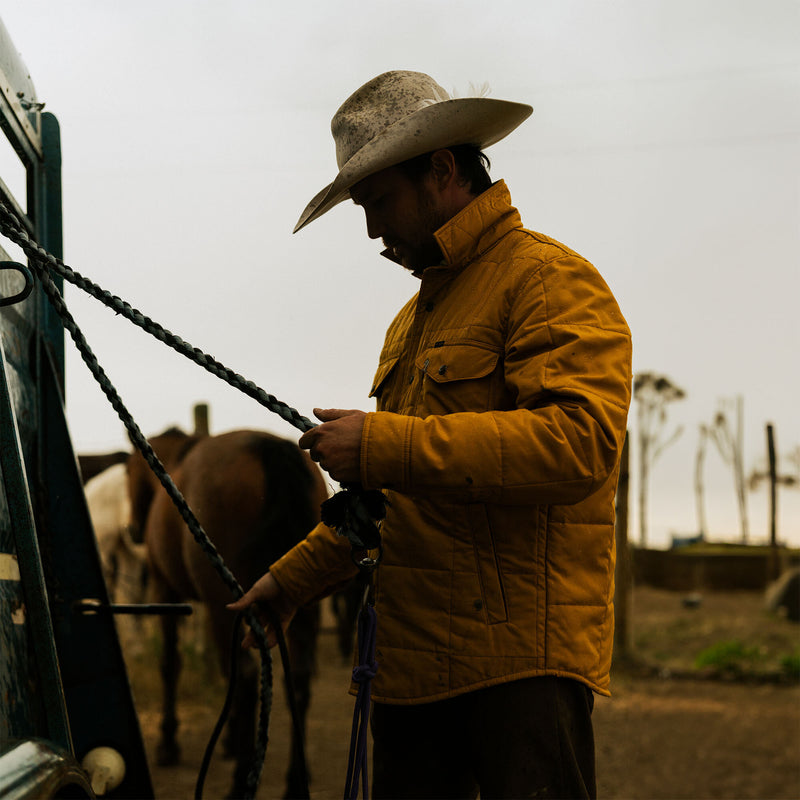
left=695, top=424, right=709, bottom=540
left=709, top=396, right=749, bottom=543
left=633, top=372, right=685, bottom=547
left=614, top=433, right=634, bottom=662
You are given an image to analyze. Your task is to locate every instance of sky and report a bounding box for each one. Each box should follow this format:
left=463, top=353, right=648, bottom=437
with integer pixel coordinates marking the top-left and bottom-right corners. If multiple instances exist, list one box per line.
left=0, top=0, right=797, bottom=549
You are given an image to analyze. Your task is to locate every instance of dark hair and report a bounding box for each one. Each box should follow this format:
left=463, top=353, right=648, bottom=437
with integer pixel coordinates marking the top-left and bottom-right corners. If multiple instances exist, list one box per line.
left=396, top=144, right=492, bottom=195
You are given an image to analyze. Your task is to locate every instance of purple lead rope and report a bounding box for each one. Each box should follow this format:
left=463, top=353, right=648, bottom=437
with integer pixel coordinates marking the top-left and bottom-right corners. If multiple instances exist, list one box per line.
left=344, top=603, right=378, bottom=800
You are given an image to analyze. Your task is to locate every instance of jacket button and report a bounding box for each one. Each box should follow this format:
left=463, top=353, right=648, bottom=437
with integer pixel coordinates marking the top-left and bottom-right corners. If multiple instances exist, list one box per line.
left=473, top=599, right=483, bottom=611
left=425, top=301, right=434, bottom=311
left=438, top=364, right=447, bottom=375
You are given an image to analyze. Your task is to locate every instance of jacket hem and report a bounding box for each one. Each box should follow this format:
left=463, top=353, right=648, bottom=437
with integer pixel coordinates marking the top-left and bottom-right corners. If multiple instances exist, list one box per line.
left=359, top=667, right=611, bottom=705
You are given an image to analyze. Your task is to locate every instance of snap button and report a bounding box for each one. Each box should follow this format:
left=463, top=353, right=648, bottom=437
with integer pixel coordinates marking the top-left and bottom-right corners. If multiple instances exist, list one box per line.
left=425, top=301, right=434, bottom=311
left=438, top=364, right=447, bottom=375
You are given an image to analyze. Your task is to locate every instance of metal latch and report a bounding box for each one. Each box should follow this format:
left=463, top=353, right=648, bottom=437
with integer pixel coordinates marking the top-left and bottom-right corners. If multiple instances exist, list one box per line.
left=73, top=599, right=193, bottom=616
left=0, top=262, right=34, bottom=307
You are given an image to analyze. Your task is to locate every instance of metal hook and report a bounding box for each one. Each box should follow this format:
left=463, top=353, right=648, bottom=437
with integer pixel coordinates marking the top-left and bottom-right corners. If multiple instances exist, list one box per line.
left=0, top=262, right=34, bottom=307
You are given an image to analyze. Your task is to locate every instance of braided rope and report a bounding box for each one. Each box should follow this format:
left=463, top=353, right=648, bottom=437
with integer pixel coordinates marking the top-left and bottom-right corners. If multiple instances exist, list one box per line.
left=0, top=199, right=315, bottom=433
left=0, top=196, right=384, bottom=799
left=0, top=200, right=273, bottom=798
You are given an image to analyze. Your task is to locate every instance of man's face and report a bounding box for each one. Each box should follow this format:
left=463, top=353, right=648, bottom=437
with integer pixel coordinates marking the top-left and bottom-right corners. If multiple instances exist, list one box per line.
left=350, top=166, right=449, bottom=272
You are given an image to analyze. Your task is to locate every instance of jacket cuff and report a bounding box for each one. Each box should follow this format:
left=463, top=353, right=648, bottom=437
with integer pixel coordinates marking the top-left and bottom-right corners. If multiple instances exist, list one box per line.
left=360, top=411, right=415, bottom=491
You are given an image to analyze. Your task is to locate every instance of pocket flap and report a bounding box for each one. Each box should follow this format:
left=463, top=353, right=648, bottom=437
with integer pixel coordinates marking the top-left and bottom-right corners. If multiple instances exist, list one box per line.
left=415, top=344, right=500, bottom=384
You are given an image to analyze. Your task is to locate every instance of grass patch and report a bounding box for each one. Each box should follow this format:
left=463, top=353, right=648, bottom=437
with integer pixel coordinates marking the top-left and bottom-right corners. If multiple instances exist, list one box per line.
left=617, top=588, right=800, bottom=682
left=779, top=651, right=800, bottom=681
left=694, top=639, right=763, bottom=677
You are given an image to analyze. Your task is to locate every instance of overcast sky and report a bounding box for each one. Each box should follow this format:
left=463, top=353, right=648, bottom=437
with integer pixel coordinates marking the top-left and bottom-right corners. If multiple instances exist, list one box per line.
left=1, top=0, right=798, bottom=548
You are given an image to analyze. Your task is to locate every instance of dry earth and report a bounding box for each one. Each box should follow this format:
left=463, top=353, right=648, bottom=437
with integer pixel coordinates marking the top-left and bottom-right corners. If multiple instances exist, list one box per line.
left=126, top=586, right=800, bottom=799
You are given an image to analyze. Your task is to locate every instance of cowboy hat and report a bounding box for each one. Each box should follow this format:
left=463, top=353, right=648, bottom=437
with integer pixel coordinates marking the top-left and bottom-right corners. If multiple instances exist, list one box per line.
left=293, top=70, right=533, bottom=232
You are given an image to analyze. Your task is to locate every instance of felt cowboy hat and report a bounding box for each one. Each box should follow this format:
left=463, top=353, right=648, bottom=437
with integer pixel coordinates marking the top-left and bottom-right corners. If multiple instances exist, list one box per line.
left=293, top=70, right=533, bottom=233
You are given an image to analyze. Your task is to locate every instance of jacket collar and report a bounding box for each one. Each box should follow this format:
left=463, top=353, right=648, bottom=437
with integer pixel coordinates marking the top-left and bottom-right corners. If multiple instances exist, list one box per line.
left=435, top=179, right=522, bottom=270
left=380, top=179, right=523, bottom=277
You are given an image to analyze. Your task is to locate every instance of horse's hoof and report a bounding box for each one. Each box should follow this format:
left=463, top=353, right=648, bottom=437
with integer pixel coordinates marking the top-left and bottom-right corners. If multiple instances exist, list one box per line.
left=155, top=741, right=181, bottom=766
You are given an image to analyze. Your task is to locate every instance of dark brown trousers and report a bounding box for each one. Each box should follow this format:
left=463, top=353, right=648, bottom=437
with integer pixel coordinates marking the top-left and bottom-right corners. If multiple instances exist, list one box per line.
left=371, top=676, right=596, bottom=800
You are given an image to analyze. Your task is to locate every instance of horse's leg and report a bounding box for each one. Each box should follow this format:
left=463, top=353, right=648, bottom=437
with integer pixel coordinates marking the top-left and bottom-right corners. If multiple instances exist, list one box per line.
left=284, top=603, right=320, bottom=799
left=156, top=604, right=182, bottom=766
left=229, top=649, right=259, bottom=799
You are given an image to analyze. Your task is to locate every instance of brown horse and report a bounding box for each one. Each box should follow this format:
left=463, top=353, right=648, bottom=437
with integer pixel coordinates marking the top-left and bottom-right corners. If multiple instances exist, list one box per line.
left=128, top=427, right=326, bottom=799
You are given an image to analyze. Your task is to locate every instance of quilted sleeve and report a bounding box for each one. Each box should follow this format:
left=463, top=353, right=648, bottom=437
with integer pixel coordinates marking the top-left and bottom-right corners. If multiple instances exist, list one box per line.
left=269, top=520, right=359, bottom=606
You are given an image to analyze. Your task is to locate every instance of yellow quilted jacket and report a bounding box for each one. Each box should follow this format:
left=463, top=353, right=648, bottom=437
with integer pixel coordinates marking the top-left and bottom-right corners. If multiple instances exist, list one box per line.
left=270, top=180, right=632, bottom=701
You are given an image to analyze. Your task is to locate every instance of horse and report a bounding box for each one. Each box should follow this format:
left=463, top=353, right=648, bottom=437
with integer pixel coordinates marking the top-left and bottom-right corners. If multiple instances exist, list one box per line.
left=84, top=462, right=147, bottom=655
left=128, top=427, right=327, bottom=799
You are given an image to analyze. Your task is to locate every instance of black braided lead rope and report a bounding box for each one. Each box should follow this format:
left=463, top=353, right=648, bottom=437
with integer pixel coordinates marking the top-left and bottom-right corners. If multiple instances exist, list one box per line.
left=0, top=196, right=386, bottom=796
left=17, top=219, right=273, bottom=798
left=0, top=199, right=315, bottom=434
left=0, top=197, right=388, bottom=555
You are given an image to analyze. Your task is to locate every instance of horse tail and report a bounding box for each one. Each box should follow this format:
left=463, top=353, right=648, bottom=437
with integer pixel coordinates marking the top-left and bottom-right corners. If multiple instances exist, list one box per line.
left=244, top=434, right=321, bottom=679
left=242, top=434, right=319, bottom=574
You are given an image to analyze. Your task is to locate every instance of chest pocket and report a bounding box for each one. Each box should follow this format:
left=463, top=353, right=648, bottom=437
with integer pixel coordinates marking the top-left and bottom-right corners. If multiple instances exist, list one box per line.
left=414, top=343, right=501, bottom=415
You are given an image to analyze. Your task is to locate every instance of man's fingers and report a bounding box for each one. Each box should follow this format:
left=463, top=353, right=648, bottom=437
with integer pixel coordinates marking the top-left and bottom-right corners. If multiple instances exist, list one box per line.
left=226, top=592, right=254, bottom=611
left=312, top=407, right=360, bottom=422
left=225, top=572, right=287, bottom=650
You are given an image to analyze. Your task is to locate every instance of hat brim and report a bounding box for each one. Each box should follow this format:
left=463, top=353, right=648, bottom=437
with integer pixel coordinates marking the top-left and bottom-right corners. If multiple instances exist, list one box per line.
left=293, top=97, right=532, bottom=233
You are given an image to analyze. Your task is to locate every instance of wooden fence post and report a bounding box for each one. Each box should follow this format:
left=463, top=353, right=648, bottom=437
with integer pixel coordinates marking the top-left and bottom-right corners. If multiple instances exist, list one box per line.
left=614, top=432, right=635, bottom=663
left=193, top=402, right=210, bottom=436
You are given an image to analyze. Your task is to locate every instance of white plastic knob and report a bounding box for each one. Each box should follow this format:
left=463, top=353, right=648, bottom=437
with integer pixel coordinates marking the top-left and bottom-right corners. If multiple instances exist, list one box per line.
left=81, top=746, right=126, bottom=796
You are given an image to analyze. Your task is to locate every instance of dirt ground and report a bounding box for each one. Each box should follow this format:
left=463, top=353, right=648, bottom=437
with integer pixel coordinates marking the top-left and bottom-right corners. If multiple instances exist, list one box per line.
left=127, top=586, right=800, bottom=799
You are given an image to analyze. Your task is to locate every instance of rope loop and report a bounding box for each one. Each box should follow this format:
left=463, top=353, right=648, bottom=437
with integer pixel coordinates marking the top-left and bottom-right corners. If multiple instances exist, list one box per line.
left=345, top=604, right=378, bottom=800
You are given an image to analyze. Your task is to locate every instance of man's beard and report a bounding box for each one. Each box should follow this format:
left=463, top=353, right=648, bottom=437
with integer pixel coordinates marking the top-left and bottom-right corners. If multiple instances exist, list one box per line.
left=385, top=186, right=449, bottom=272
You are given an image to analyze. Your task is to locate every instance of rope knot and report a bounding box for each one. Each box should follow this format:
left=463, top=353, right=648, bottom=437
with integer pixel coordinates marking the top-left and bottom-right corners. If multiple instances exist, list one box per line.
left=352, top=661, right=379, bottom=683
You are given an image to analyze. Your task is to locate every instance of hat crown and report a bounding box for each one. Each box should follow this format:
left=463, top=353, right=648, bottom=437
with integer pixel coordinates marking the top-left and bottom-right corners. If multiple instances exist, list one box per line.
left=331, top=71, right=450, bottom=169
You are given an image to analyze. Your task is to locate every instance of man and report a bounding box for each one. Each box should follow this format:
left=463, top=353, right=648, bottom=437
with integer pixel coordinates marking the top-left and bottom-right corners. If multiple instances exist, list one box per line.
left=229, top=70, right=632, bottom=799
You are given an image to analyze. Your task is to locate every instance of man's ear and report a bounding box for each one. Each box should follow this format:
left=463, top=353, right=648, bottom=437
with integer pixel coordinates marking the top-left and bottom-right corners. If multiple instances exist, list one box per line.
left=429, top=149, right=457, bottom=189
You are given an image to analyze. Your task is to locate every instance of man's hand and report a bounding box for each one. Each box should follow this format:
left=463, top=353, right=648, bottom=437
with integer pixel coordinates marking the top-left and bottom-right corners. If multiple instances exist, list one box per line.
left=298, top=408, right=366, bottom=484
left=226, top=572, right=297, bottom=649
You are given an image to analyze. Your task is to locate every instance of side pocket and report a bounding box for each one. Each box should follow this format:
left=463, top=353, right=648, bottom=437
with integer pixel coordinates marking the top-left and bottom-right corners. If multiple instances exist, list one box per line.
left=467, top=504, right=508, bottom=624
